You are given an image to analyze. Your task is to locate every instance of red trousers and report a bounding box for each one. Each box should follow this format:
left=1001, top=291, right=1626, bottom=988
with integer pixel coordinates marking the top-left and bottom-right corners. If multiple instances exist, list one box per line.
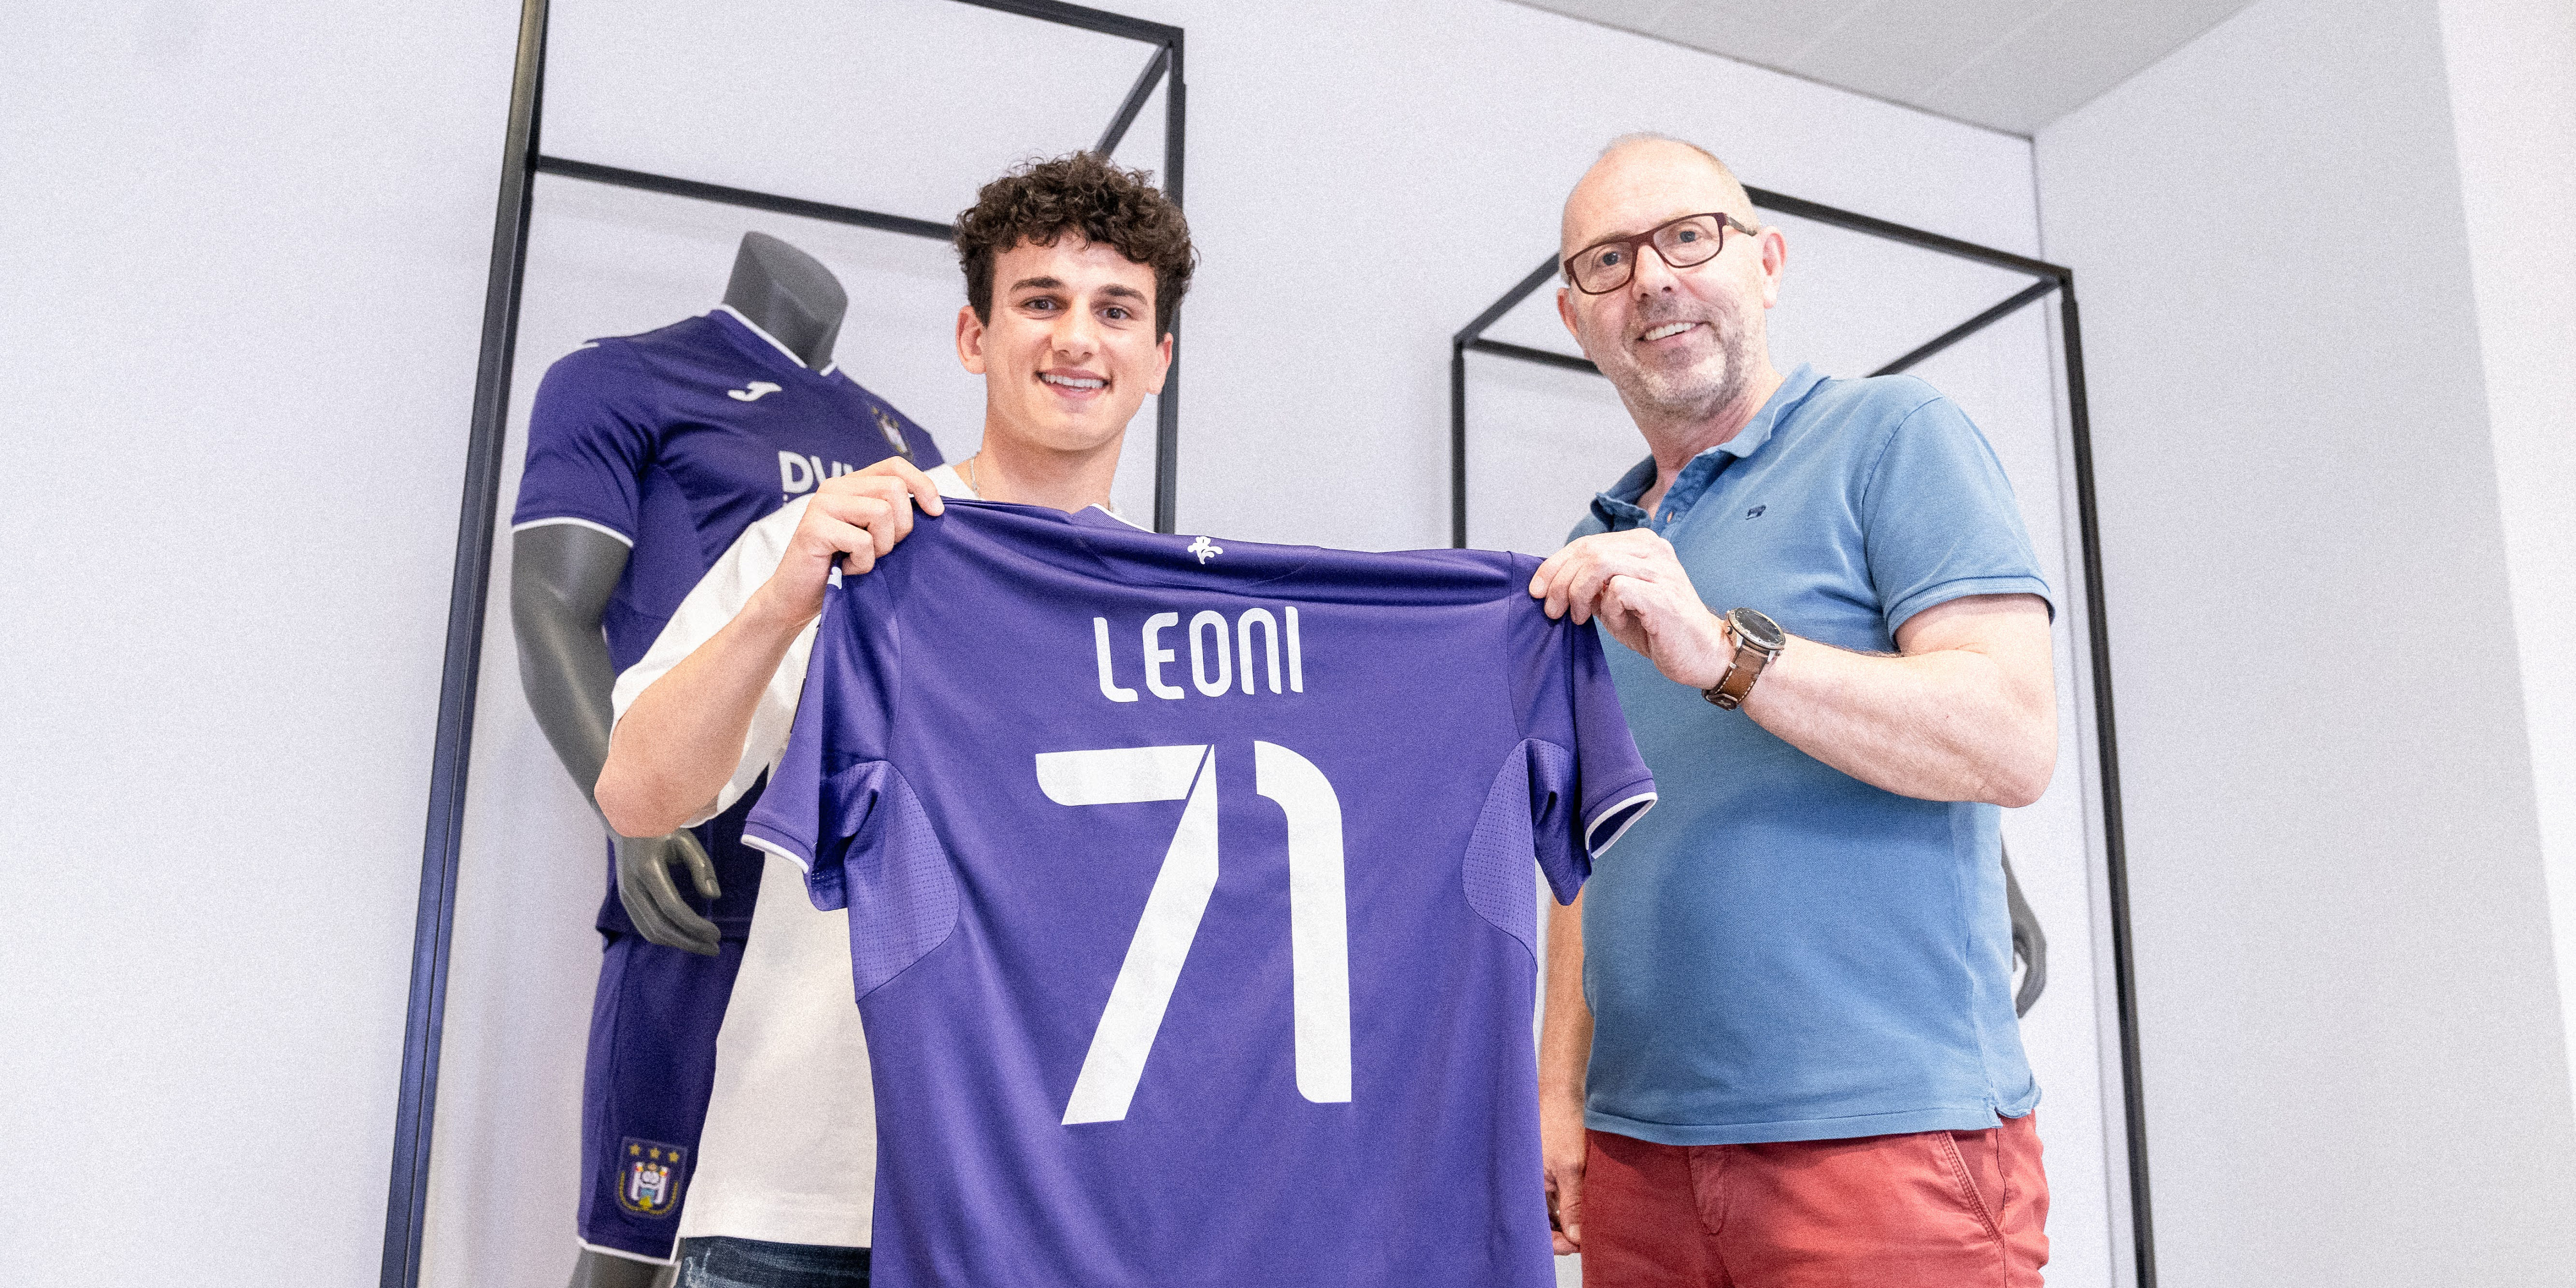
left=1580, top=1113, right=2049, bottom=1288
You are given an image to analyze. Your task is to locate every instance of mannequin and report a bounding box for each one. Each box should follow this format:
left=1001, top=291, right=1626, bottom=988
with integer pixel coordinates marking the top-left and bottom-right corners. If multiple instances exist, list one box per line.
left=515, top=231, right=855, bottom=1288
left=515, top=231, right=848, bottom=954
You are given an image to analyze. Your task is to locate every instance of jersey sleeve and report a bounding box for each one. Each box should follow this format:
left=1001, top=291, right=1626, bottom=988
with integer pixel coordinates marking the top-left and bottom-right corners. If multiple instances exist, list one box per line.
left=740, top=566, right=960, bottom=997
left=610, top=495, right=816, bottom=828
left=1859, top=388, right=2057, bottom=633
left=1502, top=569, right=1657, bottom=903
left=511, top=343, right=654, bottom=543
left=740, top=569, right=897, bottom=894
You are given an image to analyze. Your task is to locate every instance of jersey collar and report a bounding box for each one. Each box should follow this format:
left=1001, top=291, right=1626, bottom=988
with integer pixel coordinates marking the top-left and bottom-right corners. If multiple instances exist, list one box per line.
left=710, top=304, right=842, bottom=378
left=933, top=462, right=1140, bottom=530
left=1069, top=503, right=1148, bottom=532
left=958, top=499, right=1313, bottom=590
left=1591, top=363, right=1825, bottom=530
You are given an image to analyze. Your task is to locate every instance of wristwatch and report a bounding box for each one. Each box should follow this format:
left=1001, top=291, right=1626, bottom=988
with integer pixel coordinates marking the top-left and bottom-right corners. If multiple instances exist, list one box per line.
left=1703, top=608, right=1785, bottom=710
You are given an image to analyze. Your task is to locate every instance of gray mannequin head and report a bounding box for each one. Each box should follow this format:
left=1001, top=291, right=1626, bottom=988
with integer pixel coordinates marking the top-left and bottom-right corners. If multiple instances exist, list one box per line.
left=722, top=231, right=847, bottom=369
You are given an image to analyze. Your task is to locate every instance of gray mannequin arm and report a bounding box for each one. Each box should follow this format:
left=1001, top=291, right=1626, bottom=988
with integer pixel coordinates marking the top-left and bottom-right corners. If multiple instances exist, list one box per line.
left=511, top=524, right=722, bottom=955
left=2003, top=845, right=2046, bottom=1016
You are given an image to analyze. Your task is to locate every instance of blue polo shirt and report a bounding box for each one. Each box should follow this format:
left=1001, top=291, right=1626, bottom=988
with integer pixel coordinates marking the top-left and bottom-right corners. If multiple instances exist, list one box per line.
left=1569, top=364, right=2052, bottom=1145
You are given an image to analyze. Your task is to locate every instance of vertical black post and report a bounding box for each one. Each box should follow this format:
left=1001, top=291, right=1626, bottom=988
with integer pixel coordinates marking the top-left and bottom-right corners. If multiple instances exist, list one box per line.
left=1153, top=35, right=1184, bottom=535
left=1447, top=256, right=1564, bottom=549
left=2059, top=275, right=2154, bottom=1288
left=380, top=2, right=546, bottom=1285
left=1450, top=342, right=1468, bottom=549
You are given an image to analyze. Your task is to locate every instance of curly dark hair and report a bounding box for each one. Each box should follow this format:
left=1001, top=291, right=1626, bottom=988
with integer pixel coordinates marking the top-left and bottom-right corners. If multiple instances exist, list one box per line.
left=954, top=152, right=1195, bottom=340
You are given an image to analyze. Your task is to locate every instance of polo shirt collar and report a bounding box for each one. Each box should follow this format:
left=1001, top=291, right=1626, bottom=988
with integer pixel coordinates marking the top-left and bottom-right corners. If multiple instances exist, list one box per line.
left=1590, top=364, right=1826, bottom=529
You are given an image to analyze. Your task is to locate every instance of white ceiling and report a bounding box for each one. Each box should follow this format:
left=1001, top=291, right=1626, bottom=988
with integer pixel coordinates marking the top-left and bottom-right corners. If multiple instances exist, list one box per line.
left=1509, top=0, right=2256, bottom=135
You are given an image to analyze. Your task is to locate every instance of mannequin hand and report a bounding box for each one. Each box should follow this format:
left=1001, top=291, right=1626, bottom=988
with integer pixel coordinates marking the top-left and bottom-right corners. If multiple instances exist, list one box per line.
left=1531, top=530, right=1731, bottom=689
left=2011, top=918, right=2045, bottom=1016
left=752, top=459, right=944, bottom=629
left=2004, top=850, right=2047, bottom=1016
left=614, top=830, right=723, bottom=956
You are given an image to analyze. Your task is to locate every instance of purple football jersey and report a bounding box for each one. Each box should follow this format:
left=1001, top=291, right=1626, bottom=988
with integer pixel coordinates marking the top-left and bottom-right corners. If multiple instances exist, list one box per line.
left=745, top=502, right=1654, bottom=1287
left=512, top=306, right=942, bottom=939
left=511, top=306, right=942, bottom=672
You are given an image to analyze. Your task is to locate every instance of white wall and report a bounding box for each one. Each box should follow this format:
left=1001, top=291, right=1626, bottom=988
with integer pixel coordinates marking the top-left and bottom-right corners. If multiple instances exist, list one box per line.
left=0, top=3, right=516, bottom=1286
left=440, top=4, right=2130, bottom=1284
left=7, top=1, right=2128, bottom=1283
left=1135, top=7, right=2133, bottom=1285
left=2434, top=0, right=2576, bottom=1125
left=2035, top=0, right=2576, bottom=1281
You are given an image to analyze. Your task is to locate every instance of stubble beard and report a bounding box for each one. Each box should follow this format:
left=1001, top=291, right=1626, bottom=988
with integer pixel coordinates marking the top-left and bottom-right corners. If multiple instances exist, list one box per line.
left=1617, top=320, right=1754, bottom=426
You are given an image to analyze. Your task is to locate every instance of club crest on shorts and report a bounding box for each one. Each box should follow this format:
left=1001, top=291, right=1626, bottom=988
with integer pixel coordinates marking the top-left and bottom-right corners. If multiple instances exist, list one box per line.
left=615, top=1138, right=687, bottom=1218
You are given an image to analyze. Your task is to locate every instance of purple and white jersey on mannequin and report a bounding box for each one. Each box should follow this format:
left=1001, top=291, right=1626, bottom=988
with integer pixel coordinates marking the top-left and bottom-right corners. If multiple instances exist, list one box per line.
left=746, top=502, right=1655, bottom=1288
left=601, top=463, right=985, bottom=1251
left=512, top=305, right=940, bottom=674
left=507, top=306, right=940, bottom=1263
left=512, top=304, right=940, bottom=941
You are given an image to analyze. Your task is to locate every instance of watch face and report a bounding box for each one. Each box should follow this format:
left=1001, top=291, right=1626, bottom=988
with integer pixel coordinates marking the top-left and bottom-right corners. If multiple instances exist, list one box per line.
left=1730, top=608, right=1785, bottom=650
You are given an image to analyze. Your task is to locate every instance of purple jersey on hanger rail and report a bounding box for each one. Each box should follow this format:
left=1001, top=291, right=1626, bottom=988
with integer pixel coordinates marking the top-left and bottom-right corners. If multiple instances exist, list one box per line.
left=744, top=502, right=1655, bottom=1288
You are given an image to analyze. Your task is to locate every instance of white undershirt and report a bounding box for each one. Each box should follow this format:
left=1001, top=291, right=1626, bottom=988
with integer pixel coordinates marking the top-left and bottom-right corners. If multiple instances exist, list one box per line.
left=606, top=462, right=977, bottom=1249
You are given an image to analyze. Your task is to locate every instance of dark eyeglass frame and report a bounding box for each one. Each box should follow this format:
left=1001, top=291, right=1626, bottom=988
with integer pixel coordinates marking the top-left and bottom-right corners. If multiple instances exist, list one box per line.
left=1562, top=211, right=1762, bottom=295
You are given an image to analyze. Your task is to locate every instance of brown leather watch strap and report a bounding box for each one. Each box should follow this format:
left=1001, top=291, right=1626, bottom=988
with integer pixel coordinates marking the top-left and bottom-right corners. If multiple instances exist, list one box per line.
left=1705, top=629, right=1776, bottom=710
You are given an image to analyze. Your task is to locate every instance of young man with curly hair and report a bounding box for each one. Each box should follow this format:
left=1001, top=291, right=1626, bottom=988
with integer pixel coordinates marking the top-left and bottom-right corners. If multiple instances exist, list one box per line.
left=593, top=151, right=1193, bottom=1288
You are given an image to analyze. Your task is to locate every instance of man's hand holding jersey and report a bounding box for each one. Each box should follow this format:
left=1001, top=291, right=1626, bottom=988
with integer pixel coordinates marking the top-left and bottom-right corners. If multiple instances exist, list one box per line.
left=1531, top=528, right=2056, bottom=809
left=1530, top=530, right=1732, bottom=690
left=753, top=458, right=948, bottom=625
left=598, top=459, right=945, bottom=840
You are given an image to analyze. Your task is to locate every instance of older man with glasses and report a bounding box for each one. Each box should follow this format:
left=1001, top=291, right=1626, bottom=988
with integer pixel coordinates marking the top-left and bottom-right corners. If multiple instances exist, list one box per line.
left=1527, top=133, right=2058, bottom=1286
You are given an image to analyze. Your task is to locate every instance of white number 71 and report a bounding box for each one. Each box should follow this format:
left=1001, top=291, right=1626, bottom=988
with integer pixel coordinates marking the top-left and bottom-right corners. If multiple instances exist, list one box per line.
left=1034, top=741, right=1352, bottom=1125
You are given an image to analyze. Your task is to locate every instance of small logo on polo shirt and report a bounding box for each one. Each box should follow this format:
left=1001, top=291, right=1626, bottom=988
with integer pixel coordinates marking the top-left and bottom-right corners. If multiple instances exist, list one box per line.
left=1186, top=535, right=1223, bottom=564
left=727, top=381, right=782, bottom=402
left=1745, top=504, right=1766, bottom=519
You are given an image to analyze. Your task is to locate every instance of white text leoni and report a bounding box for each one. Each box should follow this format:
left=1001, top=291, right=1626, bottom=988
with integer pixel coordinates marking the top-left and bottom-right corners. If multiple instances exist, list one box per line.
left=1092, top=608, right=1304, bottom=702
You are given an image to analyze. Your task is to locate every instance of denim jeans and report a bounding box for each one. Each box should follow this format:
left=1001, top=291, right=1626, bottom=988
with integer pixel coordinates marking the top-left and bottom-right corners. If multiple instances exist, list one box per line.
left=676, top=1237, right=870, bottom=1288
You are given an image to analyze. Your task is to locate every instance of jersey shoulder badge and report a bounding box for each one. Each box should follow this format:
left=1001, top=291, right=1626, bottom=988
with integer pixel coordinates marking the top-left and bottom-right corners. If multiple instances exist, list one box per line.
left=614, top=1137, right=687, bottom=1218
left=871, top=404, right=913, bottom=458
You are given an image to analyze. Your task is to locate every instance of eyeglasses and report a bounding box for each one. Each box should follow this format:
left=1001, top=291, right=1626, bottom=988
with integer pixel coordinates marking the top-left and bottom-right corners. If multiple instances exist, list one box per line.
left=1562, top=212, right=1761, bottom=295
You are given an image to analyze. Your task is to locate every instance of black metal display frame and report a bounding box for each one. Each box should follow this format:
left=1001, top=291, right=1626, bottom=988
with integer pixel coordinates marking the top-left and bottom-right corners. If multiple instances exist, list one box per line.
left=1451, top=190, right=2156, bottom=1288
left=381, top=3, right=1184, bottom=1284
